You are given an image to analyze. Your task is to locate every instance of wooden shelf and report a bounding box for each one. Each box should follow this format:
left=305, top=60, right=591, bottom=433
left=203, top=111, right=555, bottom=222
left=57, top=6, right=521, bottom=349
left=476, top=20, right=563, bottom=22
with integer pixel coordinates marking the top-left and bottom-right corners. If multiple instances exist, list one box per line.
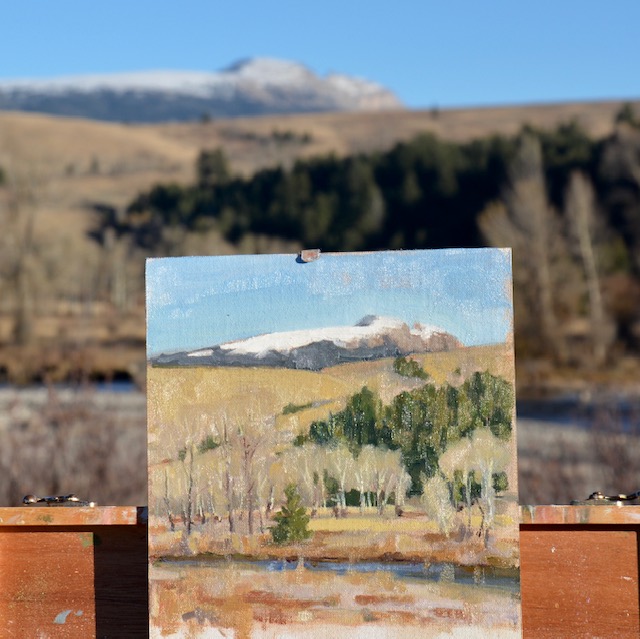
left=520, top=505, right=640, bottom=638
left=1, top=505, right=638, bottom=637
left=0, top=506, right=148, bottom=638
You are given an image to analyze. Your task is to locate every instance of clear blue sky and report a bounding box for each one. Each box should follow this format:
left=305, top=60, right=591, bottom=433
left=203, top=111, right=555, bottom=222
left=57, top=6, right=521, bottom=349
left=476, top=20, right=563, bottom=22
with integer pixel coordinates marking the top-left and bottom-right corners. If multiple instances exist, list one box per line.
left=2, top=2, right=638, bottom=109
left=146, top=249, right=513, bottom=356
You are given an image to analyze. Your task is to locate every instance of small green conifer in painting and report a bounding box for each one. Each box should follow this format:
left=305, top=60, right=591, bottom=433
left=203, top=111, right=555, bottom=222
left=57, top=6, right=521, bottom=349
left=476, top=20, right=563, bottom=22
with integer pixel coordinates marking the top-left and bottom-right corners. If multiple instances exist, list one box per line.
left=271, top=484, right=312, bottom=544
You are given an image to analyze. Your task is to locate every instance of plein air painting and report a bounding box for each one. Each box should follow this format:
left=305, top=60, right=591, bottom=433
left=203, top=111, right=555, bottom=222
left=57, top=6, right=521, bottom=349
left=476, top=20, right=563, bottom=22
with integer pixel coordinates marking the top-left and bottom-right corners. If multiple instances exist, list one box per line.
left=146, top=249, right=521, bottom=638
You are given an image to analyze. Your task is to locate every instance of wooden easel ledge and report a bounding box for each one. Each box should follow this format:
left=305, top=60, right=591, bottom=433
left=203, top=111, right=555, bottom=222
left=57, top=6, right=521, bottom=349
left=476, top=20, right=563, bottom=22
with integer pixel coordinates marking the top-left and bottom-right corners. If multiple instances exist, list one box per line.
left=0, top=505, right=638, bottom=638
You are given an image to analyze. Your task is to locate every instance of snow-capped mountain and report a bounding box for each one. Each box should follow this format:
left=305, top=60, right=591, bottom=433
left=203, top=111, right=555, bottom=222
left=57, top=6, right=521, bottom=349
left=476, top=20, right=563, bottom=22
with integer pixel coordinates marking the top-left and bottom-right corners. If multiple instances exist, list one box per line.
left=0, top=58, right=403, bottom=123
left=152, top=315, right=462, bottom=370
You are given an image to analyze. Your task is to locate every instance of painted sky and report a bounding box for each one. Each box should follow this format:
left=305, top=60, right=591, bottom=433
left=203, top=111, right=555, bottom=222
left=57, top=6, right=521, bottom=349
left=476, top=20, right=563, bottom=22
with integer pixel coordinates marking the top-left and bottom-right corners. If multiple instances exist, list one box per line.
left=146, top=249, right=513, bottom=356
left=2, top=2, right=638, bottom=109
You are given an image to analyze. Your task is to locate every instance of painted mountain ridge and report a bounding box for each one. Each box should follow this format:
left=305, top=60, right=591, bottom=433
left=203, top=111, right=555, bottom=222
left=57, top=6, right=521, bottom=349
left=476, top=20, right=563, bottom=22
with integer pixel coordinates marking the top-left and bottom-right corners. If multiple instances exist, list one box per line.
left=0, top=58, right=403, bottom=123
left=152, top=315, right=462, bottom=370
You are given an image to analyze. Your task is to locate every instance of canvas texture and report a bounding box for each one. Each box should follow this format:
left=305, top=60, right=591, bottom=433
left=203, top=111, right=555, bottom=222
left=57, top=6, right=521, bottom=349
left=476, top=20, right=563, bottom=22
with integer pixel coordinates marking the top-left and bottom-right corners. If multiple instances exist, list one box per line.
left=146, top=249, right=521, bottom=638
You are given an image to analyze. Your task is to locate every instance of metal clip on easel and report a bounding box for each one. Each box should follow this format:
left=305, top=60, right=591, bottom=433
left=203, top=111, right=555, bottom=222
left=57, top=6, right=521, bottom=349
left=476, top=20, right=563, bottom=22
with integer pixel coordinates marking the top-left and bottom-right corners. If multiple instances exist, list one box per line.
left=22, top=494, right=97, bottom=507
left=571, top=490, right=640, bottom=506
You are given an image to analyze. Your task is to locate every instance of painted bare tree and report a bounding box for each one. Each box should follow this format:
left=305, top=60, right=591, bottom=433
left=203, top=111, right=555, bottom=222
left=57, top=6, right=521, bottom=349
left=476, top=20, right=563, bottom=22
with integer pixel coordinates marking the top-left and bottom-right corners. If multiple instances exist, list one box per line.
left=468, top=429, right=511, bottom=543
left=421, top=473, right=456, bottom=535
left=369, top=447, right=405, bottom=516
left=326, top=443, right=355, bottom=514
left=282, top=443, right=327, bottom=515
left=208, top=395, right=281, bottom=536
left=439, top=436, right=474, bottom=534
left=354, top=446, right=375, bottom=512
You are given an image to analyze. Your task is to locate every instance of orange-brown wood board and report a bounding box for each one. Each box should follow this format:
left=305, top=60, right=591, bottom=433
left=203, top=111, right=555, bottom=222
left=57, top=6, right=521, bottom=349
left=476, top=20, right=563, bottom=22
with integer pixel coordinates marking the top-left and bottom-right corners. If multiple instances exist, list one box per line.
left=1, top=530, right=96, bottom=637
left=1, top=505, right=639, bottom=638
left=0, top=507, right=147, bottom=638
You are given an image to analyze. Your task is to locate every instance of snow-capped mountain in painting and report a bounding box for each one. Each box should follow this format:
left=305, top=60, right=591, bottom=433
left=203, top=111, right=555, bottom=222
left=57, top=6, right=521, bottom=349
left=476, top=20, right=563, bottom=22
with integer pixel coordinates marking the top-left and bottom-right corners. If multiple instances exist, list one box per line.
left=152, top=315, right=462, bottom=370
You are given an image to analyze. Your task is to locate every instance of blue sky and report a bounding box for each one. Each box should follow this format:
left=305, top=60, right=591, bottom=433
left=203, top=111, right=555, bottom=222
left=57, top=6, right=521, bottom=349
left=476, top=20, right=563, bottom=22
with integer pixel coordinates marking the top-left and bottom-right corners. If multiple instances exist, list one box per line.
left=146, top=249, right=513, bottom=356
left=2, top=2, right=638, bottom=109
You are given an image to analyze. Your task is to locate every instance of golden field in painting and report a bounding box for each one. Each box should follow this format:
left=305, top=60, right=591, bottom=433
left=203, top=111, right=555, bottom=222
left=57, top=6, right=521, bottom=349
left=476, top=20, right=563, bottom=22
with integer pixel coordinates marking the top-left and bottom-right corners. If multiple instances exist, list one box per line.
left=147, top=343, right=519, bottom=563
left=147, top=343, right=515, bottom=464
left=148, top=343, right=520, bottom=637
left=149, top=505, right=519, bottom=567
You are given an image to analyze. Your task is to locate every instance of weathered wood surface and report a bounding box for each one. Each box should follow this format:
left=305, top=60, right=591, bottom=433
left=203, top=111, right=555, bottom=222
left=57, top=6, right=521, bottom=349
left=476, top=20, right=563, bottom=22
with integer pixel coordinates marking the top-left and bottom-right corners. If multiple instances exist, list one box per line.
left=0, top=507, right=147, bottom=638
left=0, top=505, right=143, bottom=527
left=0, top=505, right=639, bottom=638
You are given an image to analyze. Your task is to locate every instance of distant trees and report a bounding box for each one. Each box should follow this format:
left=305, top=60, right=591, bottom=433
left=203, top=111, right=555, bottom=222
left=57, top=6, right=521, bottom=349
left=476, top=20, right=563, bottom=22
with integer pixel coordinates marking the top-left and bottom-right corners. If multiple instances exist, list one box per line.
left=615, top=103, right=640, bottom=129
left=0, top=166, right=43, bottom=347
left=393, top=356, right=430, bottom=380
left=84, top=115, right=640, bottom=367
left=196, top=148, right=231, bottom=189
left=564, top=171, right=613, bottom=365
left=301, top=372, right=513, bottom=496
left=479, top=134, right=569, bottom=363
left=478, top=124, right=638, bottom=366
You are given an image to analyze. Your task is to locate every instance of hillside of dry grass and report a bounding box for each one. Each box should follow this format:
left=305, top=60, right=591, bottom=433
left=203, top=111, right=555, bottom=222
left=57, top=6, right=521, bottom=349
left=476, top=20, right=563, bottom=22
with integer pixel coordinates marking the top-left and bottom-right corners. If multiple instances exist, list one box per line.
left=3, top=97, right=638, bottom=217
left=0, top=99, right=639, bottom=387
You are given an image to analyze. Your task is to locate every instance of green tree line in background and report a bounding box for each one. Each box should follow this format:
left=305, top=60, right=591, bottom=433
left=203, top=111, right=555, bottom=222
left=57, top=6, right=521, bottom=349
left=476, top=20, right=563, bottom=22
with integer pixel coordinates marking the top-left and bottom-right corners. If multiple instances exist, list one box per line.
left=297, top=367, right=513, bottom=496
left=88, top=105, right=640, bottom=370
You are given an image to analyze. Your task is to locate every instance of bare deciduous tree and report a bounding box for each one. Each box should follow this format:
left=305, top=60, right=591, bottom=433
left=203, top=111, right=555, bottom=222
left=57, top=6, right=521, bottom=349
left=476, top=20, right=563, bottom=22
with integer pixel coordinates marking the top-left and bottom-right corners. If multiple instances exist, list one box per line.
left=565, top=170, right=614, bottom=366
left=479, top=134, right=570, bottom=362
left=0, top=168, right=41, bottom=346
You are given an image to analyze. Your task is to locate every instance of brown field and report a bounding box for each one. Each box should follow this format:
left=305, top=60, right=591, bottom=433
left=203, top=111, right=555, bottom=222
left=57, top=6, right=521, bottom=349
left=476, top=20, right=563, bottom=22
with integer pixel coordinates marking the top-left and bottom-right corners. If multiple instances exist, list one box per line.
left=149, top=558, right=521, bottom=638
left=147, top=364, right=352, bottom=464
left=325, top=343, right=515, bottom=392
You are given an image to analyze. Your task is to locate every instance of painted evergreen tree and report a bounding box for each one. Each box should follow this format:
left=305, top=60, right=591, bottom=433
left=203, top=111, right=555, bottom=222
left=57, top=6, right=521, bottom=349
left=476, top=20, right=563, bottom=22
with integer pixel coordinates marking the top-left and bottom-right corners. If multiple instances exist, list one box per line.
left=271, top=484, right=312, bottom=544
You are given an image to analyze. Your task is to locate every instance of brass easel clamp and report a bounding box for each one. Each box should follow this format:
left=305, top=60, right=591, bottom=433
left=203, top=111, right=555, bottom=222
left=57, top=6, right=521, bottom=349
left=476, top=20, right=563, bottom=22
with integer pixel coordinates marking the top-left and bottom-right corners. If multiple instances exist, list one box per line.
left=22, top=494, right=97, bottom=507
left=571, top=490, right=640, bottom=506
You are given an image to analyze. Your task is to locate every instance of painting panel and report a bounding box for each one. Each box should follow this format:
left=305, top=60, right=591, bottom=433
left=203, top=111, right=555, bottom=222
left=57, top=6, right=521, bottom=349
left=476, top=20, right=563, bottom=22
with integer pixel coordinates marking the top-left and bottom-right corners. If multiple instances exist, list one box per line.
left=146, top=249, right=521, bottom=638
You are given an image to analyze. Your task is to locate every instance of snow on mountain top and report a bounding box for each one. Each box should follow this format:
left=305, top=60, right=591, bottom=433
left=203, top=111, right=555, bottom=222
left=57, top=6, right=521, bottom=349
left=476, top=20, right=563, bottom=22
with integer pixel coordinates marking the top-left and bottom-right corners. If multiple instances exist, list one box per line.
left=0, top=57, right=388, bottom=97
left=325, top=73, right=388, bottom=97
left=413, top=322, right=448, bottom=339
left=0, top=70, right=222, bottom=96
left=221, top=58, right=314, bottom=85
left=356, top=315, right=444, bottom=336
left=217, top=316, right=445, bottom=357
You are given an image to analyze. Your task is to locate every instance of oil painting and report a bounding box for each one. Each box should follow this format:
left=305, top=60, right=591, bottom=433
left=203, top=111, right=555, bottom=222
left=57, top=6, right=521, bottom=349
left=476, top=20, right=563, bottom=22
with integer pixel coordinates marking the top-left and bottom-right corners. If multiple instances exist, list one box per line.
left=146, top=249, right=521, bottom=638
